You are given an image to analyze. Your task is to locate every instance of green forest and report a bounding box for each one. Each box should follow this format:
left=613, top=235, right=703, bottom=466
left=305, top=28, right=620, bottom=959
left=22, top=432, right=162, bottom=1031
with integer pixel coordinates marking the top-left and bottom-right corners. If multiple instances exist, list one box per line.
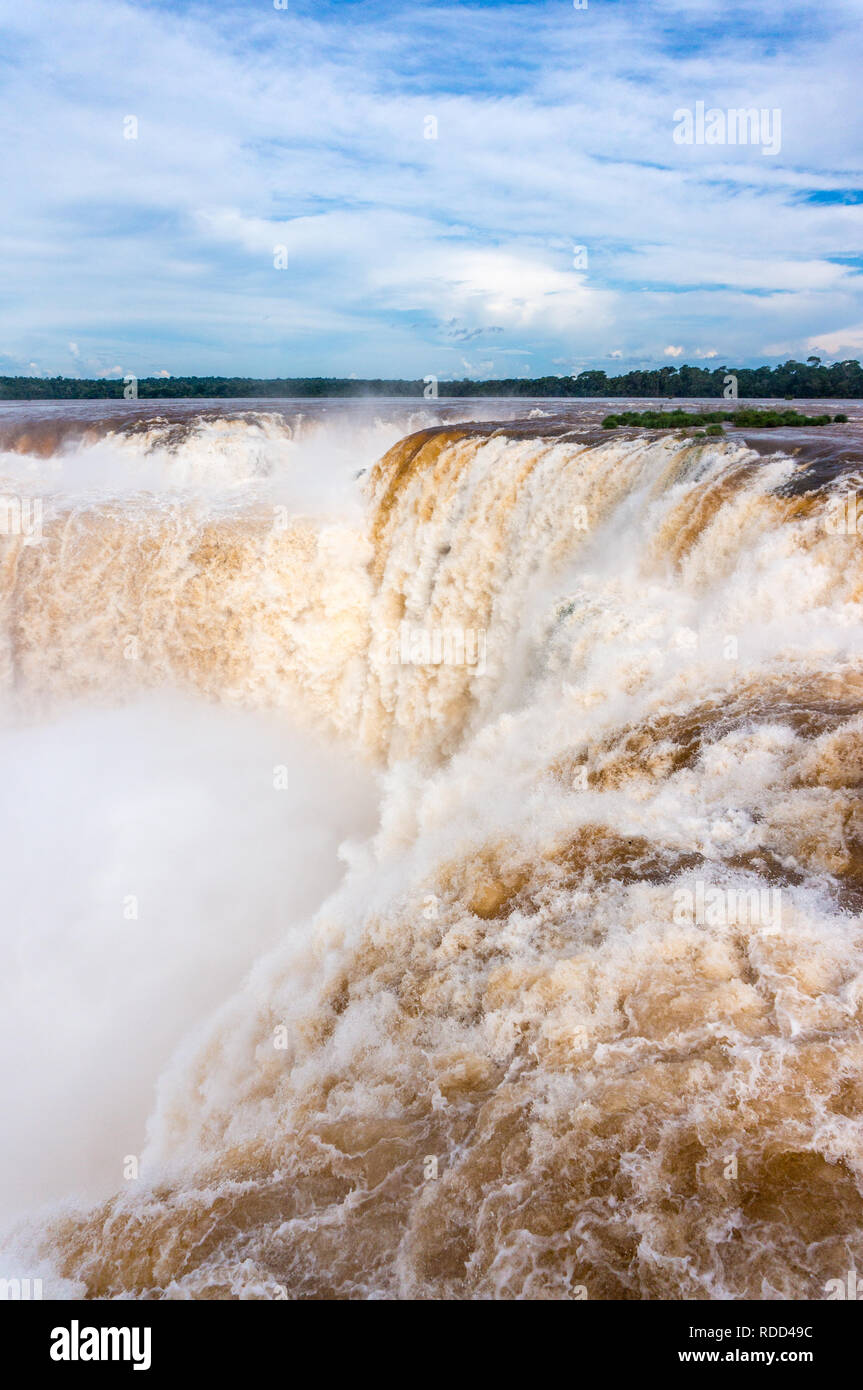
left=2, top=358, right=862, bottom=400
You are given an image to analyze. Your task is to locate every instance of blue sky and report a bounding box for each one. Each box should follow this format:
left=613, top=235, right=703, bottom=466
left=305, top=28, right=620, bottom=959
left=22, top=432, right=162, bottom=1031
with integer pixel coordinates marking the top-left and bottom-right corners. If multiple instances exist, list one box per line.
left=1, top=0, right=862, bottom=380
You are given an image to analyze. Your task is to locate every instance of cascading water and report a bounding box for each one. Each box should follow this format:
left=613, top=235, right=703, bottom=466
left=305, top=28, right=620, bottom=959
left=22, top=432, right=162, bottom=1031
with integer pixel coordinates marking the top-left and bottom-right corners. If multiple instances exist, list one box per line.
left=1, top=400, right=862, bottom=1299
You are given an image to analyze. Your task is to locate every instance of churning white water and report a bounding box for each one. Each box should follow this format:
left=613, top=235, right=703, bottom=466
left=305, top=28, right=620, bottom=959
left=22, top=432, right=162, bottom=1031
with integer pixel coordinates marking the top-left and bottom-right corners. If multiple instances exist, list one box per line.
left=1, top=399, right=862, bottom=1299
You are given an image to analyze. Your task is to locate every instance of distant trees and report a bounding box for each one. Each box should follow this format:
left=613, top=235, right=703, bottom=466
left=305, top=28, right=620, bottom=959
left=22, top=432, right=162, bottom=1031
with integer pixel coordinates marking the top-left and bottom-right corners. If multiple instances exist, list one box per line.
left=1, top=361, right=862, bottom=400
left=0, top=375, right=427, bottom=400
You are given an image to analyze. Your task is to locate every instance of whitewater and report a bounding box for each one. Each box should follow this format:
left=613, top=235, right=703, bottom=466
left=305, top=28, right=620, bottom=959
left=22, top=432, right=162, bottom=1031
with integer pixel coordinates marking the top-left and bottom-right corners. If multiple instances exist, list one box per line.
left=1, top=397, right=862, bottom=1300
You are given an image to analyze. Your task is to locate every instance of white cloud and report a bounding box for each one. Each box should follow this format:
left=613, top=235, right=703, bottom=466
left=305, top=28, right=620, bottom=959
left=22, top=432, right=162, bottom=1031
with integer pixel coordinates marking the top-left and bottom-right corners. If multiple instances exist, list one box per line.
left=0, top=0, right=860, bottom=374
left=806, top=325, right=863, bottom=355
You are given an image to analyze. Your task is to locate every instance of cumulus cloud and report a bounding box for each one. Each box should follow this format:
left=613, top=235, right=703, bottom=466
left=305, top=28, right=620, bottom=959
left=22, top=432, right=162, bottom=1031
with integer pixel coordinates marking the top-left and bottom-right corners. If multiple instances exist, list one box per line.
left=0, top=0, right=861, bottom=375
left=806, top=325, right=863, bottom=355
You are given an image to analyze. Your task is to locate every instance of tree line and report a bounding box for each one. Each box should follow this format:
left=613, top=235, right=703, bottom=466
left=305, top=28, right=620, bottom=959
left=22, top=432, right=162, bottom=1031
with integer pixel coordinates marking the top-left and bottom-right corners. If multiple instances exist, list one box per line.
left=2, top=359, right=862, bottom=400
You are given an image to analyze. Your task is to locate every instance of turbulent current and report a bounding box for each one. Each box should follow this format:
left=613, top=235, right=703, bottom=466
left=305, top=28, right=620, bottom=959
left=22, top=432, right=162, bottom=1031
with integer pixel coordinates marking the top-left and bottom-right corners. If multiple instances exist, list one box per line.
left=1, top=397, right=863, bottom=1300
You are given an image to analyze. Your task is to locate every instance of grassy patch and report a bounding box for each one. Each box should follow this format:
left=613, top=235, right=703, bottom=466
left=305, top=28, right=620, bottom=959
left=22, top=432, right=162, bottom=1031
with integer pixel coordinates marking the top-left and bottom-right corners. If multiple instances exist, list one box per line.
left=601, top=408, right=846, bottom=431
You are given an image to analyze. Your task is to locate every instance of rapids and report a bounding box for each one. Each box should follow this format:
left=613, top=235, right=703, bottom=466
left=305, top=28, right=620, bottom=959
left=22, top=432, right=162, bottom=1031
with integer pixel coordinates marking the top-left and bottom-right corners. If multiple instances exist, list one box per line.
left=1, top=398, right=862, bottom=1299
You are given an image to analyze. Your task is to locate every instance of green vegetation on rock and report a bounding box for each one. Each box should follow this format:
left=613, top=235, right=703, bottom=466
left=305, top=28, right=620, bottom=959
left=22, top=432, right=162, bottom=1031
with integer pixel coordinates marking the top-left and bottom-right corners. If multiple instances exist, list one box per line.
left=601, top=408, right=844, bottom=430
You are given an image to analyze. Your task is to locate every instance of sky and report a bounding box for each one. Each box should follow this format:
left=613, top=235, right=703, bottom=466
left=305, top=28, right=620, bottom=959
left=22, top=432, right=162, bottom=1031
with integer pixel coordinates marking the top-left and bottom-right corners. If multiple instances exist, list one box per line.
left=1, top=0, right=862, bottom=381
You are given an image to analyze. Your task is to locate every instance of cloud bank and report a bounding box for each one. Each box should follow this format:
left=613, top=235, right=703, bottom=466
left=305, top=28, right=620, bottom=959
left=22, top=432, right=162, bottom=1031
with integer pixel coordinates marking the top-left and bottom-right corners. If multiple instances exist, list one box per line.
left=0, top=0, right=861, bottom=378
